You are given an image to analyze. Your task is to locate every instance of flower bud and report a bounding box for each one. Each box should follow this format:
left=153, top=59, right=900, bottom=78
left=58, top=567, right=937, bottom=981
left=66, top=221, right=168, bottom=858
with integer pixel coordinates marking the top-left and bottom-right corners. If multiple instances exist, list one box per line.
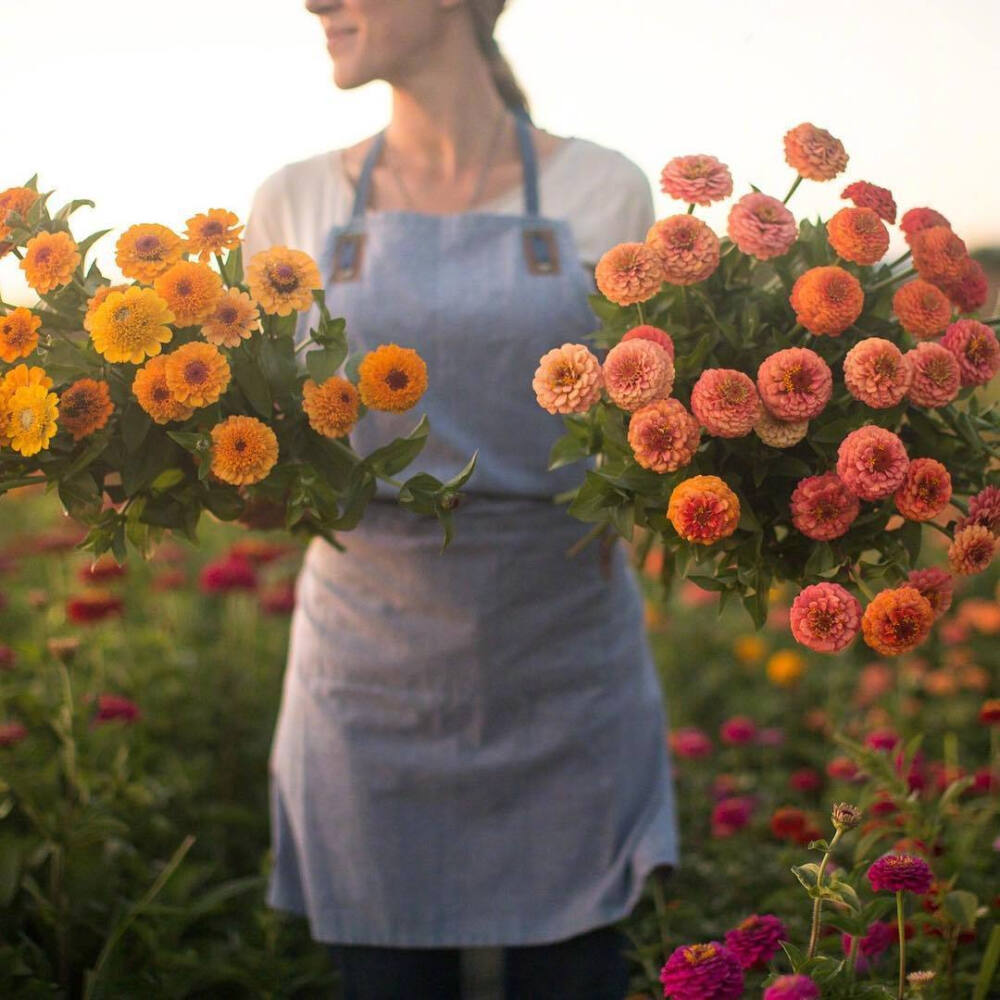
left=832, top=802, right=862, bottom=831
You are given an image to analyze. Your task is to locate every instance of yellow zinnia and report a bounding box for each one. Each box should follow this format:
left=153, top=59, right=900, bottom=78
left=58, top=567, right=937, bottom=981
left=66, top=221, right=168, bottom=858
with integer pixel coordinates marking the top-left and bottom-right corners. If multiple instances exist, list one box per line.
left=115, top=223, right=186, bottom=282
left=357, top=343, right=428, bottom=412
left=766, top=649, right=807, bottom=687
left=210, top=415, right=279, bottom=485
left=0, top=186, right=38, bottom=243
left=201, top=288, right=260, bottom=347
left=83, top=284, right=130, bottom=332
left=163, top=342, right=230, bottom=408
left=5, top=383, right=58, bottom=456
left=733, top=634, right=766, bottom=667
left=153, top=260, right=223, bottom=327
left=132, top=355, right=194, bottom=424
left=20, top=230, right=80, bottom=294
left=185, top=209, right=243, bottom=263
left=0, top=308, right=41, bottom=363
left=89, top=286, right=175, bottom=363
left=302, top=375, right=360, bottom=437
left=245, top=246, right=321, bottom=316
left=0, top=364, right=51, bottom=447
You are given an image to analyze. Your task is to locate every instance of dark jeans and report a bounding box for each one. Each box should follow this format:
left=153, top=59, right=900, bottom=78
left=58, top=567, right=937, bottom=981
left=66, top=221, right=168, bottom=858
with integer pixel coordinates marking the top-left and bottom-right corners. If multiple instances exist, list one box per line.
left=328, top=923, right=629, bottom=1000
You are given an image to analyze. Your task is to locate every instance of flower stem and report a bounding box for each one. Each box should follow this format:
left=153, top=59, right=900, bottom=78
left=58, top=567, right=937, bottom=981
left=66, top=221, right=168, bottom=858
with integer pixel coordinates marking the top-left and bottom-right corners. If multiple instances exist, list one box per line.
left=0, top=475, right=47, bottom=493
left=807, top=827, right=843, bottom=958
left=887, top=249, right=912, bottom=270
left=686, top=203, right=696, bottom=215
left=783, top=175, right=803, bottom=205
left=635, top=302, right=646, bottom=325
left=324, top=435, right=404, bottom=489
left=651, top=868, right=672, bottom=960
left=566, top=521, right=609, bottom=558
left=849, top=567, right=876, bottom=602
left=867, top=266, right=917, bottom=294
left=896, top=891, right=906, bottom=1000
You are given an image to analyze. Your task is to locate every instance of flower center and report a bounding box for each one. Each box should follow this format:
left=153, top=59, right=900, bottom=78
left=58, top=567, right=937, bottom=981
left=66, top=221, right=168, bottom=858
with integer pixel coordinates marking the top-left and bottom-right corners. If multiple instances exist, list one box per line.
left=782, top=364, right=810, bottom=393
left=684, top=944, right=717, bottom=965
left=719, top=379, right=747, bottom=404
left=135, top=235, right=162, bottom=258
left=553, top=363, right=577, bottom=388
left=201, top=221, right=224, bottom=237
left=234, top=437, right=246, bottom=452
left=218, top=306, right=238, bottom=324
left=113, top=306, right=131, bottom=324
left=269, top=263, right=299, bottom=293
left=385, top=369, right=409, bottom=391
left=35, top=247, right=51, bottom=264
left=18, top=407, right=34, bottom=430
left=873, top=355, right=896, bottom=378
left=966, top=334, right=986, bottom=364
left=809, top=607, right=836, bottom=636
left=866, top=445, right=890, bottom=473
left=184, top=361, right=209, bottom=385
left=176, top=279, right=193, bottom=297
left=153, top=385, right=170, bottom=402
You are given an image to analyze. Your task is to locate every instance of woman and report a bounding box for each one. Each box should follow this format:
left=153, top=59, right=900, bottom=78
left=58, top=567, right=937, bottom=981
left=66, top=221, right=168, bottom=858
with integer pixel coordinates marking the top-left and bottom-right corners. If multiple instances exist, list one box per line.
left=241, top=2, right=679, bottom=997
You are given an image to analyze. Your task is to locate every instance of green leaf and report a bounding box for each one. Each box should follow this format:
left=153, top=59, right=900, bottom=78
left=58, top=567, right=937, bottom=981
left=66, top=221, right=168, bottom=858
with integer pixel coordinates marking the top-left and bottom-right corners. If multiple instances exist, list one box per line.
left=328, top=467, right=377, bottom=531
left=231, top=351, right=273, bottom=419
left=58, top=470, right=102, bottom=522
left=549, top=432, right=593, bottom=470
left=0, top=837, right=21, bottom=907
left=443, top=450, right=478, bottom=491
left=943, top=890, right=979, bottom=930
left=686, top=574, right=731, bottom=592
left=306, top=345, right=347, bottom=383
left=363, top=415, right=429, bottom=478
left=258, top=334, right=299, bottom=396
left=120, top=402, right=151, bottom=454
left=150, top=468, right=185, bottom=494
left=974, top=924, right=1000, bottom=1000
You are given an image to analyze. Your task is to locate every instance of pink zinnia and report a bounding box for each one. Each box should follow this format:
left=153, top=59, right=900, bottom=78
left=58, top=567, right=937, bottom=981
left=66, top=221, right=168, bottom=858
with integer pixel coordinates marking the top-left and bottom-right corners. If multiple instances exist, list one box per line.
left=965, top=485, right=1000, bottom=535
left=727, top=193, right=798, bottom=261
left=532, top=342, right=603, bottom=414
left=790, top=582, right=862, bottom=653
left=841, top=180, right=897, bottom=224
left=724, top=914, right=787, bottom=969
left=659, top=942, right=745, bottom=1000
left=842, top=920, right=896, bottom=971
left=754, top=409, right=808, bottom=448
left=843, top=337, right=912, bottom=409
left=790, top=473, right=860, bottom=541
left=0, top=721, right=27, bottom=748
left=669, top=726, right=713, bottom=759
left=660, top=154, right=734, bottom=206
left=905, top=342, right=961, bottom=408
left=906, top=567, right=954, bottom=620
left=603, top=338, right=674, bottom=411
left=712, top=796, right=755, bottom=836
left=894, top=458, right=951, bottom=522
left=720, top=715, right=757, bottom=745
left=948, top=524, right=998, bottom=575
left=198, top=555, right=257, bottom=593
left=757, top=347, right=833, bottom=420
left=627, top=397, right=700, bottom=472
left=865, top=728, right=900, bottom=752
left=690, top=368, right=762, bottom=437
left=646, top=215, right=721, bottom=285
left=900, top=207, right=950, bottom=246
left=827, top=756, right=864, bottom=782
left=867, top=853, right=933, bottom=895
left=836, top=426, right=909, bottom=500
left=764, top=973, right=821, bottom=1000
left=620, top=323, right=675, bottom=362
left=939, top=319, right=1000, bottom=387
left=940, top=256, right=990, bottom=314
left=260, top=580, right=296, bottom=615
left=789, top=768, right=823, bottom=793
left=94, top=693, right=141, bottom=725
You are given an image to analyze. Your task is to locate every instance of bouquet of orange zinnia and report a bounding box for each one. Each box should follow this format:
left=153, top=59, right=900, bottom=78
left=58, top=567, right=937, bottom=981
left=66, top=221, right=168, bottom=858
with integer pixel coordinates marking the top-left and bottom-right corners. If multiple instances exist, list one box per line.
left=0, top=178, right=475, bottom=560
left=533, top=124, right=999, bottom=657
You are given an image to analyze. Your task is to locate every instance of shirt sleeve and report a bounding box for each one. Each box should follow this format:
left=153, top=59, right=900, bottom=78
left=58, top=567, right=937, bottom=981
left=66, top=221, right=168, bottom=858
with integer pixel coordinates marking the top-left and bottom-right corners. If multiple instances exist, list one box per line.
left=241, top=167, right=292, bottom=262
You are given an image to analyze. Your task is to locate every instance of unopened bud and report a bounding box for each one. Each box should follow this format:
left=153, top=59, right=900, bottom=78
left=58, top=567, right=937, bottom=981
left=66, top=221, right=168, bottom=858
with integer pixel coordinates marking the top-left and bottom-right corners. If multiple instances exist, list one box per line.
left=832, top=802, right=862, bottom=831
left=906, top=970, right=935, bottom=991
left=46, top=636, right=81, bottom=665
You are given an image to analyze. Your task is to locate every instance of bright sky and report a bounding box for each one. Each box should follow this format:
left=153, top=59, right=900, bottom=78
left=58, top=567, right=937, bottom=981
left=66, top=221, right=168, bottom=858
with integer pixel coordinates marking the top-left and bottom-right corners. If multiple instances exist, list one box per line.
left=2, top=0, right=999, bottom=303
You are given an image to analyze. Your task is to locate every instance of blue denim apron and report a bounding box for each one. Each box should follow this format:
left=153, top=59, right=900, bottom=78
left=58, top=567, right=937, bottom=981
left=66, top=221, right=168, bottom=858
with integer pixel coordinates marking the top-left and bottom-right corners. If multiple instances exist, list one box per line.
left=266, top=113, right=679, bottom=946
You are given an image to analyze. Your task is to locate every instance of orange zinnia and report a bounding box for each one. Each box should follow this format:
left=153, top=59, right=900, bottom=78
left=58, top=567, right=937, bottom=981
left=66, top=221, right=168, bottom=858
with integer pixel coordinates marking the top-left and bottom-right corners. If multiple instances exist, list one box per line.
left=209, top=415, right=279, bottom=485
left=115, top=223, right=186, bottom=282
left=201, top=288, right=260, bottom=347
left=184, top=209, right=243, bottom=263
left=789, top=266, right=864, bottom=336
left=302, top=376, right=360, bottom=437
left=245, top=247, right=321, bottom=316
left=163, top=342, right=230, bottom=408
left=892, top=280, right=952, bottom=340
left=153, top=260, right=223, bottom=327
left=911, top=226, right=968, bottom=286
left=0, top=186, right=38, bottom=241
left=58, top=379, right=114, bottom=441
left=357, top=344, right=427, bottom=412
left=826, top=206, right=889, bottom=266
left=20, top=230, right=80, bottom=294
left=783, top=123, right=848, bottom=181
left=667, top=474, right=741, bottom=545
left=0, top=308, right=41, bottom=362
left=861, top=587, right=934, bottom=656
left=595, top=242, right=664, bottom=306
left=131, top=355, right=195, bottom=424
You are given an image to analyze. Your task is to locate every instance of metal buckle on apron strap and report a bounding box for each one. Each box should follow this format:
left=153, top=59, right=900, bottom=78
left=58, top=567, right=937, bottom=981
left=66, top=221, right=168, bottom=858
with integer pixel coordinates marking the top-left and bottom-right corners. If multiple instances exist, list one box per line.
left=523, top=228, right=560, bottom=276
left=330, top=233, right=366, bottom=283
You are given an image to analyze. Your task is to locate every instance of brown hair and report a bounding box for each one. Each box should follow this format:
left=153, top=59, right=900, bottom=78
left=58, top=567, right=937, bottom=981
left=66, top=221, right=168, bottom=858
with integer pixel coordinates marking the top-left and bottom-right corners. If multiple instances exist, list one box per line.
left=465, top=0, right=530, bottom=118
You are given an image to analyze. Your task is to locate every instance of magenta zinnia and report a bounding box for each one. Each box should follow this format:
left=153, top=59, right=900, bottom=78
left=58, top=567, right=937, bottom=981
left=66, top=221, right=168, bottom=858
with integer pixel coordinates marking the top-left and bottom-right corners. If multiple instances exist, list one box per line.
left=727, top=193, right=798, bottom=261
left=627, top=397, right=700, bottom=473
left=690, top=368, right=761, bottom=437
left=893, top=458, right=951, bottom=522
left=660, top=154, right=733, bottom=205
left=867, top=853, right=933, bottom=895
left=905, top=342, right=960, bottom=408
left=532, top=343, right=603, bottom=414
left=836, top=426, right=909, bottom=500
left=843, top=337, right=912, bottom=409
left=756, top=347, right=832, bottom=421
left=602, top=338, right=674, bottom=411
left=764, top=974, right=821, bottom=1000
left=790, top=473, right=859, bottom=540
left=660, top=942, right=744, bottom=1000
left=789, top=583, right=861, bottom=653
left=724, top=914, right=787, bottom=970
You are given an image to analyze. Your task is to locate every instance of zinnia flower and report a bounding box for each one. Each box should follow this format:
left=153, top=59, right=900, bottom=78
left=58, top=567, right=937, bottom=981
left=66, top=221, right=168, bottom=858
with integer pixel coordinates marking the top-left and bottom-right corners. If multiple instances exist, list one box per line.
left=357, top=343, right=428, bottom=412
left=756, top=347, right=832, bottom=420
left=862, top=586, right=934, bottom=656
left=843, top=337, right=912, bottom=408
left=754, top=410, right=808, bottom=448
left=836, top=425, right=909, bottom=500
left=893, top=458, right=951, bottom=522
left=115, top=223, right=186, bottom=282
left=964, top=485, right=1000, bottom=535
left=790, top=473, right=859, bottom=540
left=892, top=280, right=953, bottom=339
left=20, top=230, right=80, bottom=294
left=79, top=554, right=127, bottom=583
left=724, top=914, right=787, bottom=970
left=842, top=921, right=896, bottom=971
left=4, top=383, right=59, bottom=456
left=184, top=208, right=243, bottom=263
left=669, top=727, right=713, bottom=759
left=0, top=308, right=41, bottom=363
left=83, top=284, right=129, bottom=332
left=201, top=288, right=261, bottom=347
left=94, top=693, right=141, bottom=725
left=867, top=853, right=933, bottom=894
left=0, top=364, right=52, bottom=445
left=89, top=286, right=175, bottom=363
left=720, top=716, right=757, bottom=745
left=771, top=807, right=809, bottom=840
left=153, top=260, right=224, bottom=327
left=58, top=379, right=113, bottom=441
left=841, top=180, right=896, bottom=224
left=246, top=246, right=322, bottom=315
left=947, top=524, right=998, bottom=575
left=0, top=186, right=38, bottom=242
left=660, top=942, right=744, bottom=1000
left=784, top=122, right=848, bottom=181
left=660, top=154, right=733, bottom=205
left=66, top=589, right=124, bottom=623
left=594, top=242, right=664, bottom=305
left=939, top=319, right=1000, bottom=387
left=764, top=973, right=821, bottom=1000
left=132, top=355, right=195, bottom=424
left=667, top=475, right=740, bottom=545
left=620, top=324, right=675, bottom=361
left=905, top=342, right=960, bottom=407
left=0, top=721, right=28, bottom=748
left=645, top=215, right=720, bottom=285
left=789, top=266, right=864, bottom=336
left=302, top=375, right=360, bottom=437
left=209, top=415, right=279, bottom=486
left=911, top=226, right=968, bottom=286
left=627, top=397, right=700, bottom=472
left=532, top=343, right=603, bottom=414
left=690, top=368, right=761, bottom=437
left=199, top=554, right=258, bottom=592
left=790, top=583, right=861, bottom=652
left=979, top=700, right=1000, bottom=726
left=712, top=797, right=755, bottom=836
left=900, top=207, right=950, bottom=246
left=603, top=338, right=674, bottom=411
left=164, top=342, right=230, bottom=408
left=906, top=567, right=954, bottom=620
left=727, top=193, right=798, bottom=260
left=826, top=206, right=889, bottom=265
left=939, top=256, right=989, bottom=313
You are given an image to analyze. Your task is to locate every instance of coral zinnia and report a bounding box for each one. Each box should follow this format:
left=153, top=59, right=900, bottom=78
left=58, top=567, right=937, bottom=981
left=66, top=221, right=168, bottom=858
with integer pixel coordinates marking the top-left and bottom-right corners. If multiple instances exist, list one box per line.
left=115, top=223, right=186, bottom=282
left=620, top=324, right=675, bottom=361
left=58, top=379, right=113, bottom=441
left=964, top=485, right=1000, bottom=535
left=603, top=338, right=674, bottom=411
left=724, top=914, right=787, bottom=970
left=302, top=375, right=360, bottom=437
left=209, top=415, right=279, bottom=486
left=836, top=426, right=909, bottom=500
left=667, top=475, right=740, bottom=545
left=867, top=853, right=933, bottom=895
left=627, top=397, right=700, bottom=473
left=184, top=209, right=243, bottom=263
left=727, top=193, right=797, bottom=261
left=790, top=583, right=861, bottom=653
left=841, top=181, right=896, bottom=224
left=164, top=342, right=231, bottom=408
left=861, top=586, right=934, bottom=656
left=905, top=342, right=960, bottom=408
left=0, top=186, right=38, bottom=242
left=660, top=154, right=733, bottom=205
left=20, top=230, right=80, bottom=294
left=690, top=368, right=761, bottom=437
left=660, top=942, right=744, bottom=1000
left=66, top=589, right=124, bottom=624
left=892, top=279, right=953, bottom=339
left=0, top=308, right=41, bottom=362
left=789, top=266, right=864, bottom=336
left=4, top=383, right=58, bottom=456
left=594, top=242, right=664, bottom=305
left=246, top=246, right=322, bottom=316
left=358, top=343, right=428, bottom=412
left=790, top=473, right=860, bottom=540
left=153, top=260, right=223, bottom=327
left=645, top=215, right=720, bottom=285
left=826, top=206, right=889, bottom=266
left=843, top=337, right=912, bottom=408
left=906, top=567, right=954, bottom=620
left=764, top=974, right=821, bottom=1000
left=940, top=256, right=989, bottom=314
left=201, top=288, right=261, bottom=347
left=893, top=458, right=951, bottom=522
left=911, top=225, right=968, bottom=286
left=900, top=207, right=950, bottom=246
left=939, top=319, right=1000, bottom=387
left=754, top=409, right=808, bottom=448
left=947, top=524, right=997, bottom=575
left=89, top=286, right=175, bottom=363
left=783, top=122, right=848, bottom=181
left=132, top=356, right=195, bottom=424
left=533, top=343, right=603, bottom=414
left=756, top=348, right=832, bottom=420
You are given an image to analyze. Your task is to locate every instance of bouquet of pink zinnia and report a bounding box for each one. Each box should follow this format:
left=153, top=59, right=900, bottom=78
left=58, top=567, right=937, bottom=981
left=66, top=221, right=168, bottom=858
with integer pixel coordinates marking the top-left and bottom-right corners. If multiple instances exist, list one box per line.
left=532, top=122, right=999, bottom=655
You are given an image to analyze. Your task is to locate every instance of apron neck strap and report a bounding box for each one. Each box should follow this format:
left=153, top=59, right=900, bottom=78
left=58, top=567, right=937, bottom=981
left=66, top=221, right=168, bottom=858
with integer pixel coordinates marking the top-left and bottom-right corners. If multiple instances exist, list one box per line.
left=349, top=110, right=541, bottom=221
